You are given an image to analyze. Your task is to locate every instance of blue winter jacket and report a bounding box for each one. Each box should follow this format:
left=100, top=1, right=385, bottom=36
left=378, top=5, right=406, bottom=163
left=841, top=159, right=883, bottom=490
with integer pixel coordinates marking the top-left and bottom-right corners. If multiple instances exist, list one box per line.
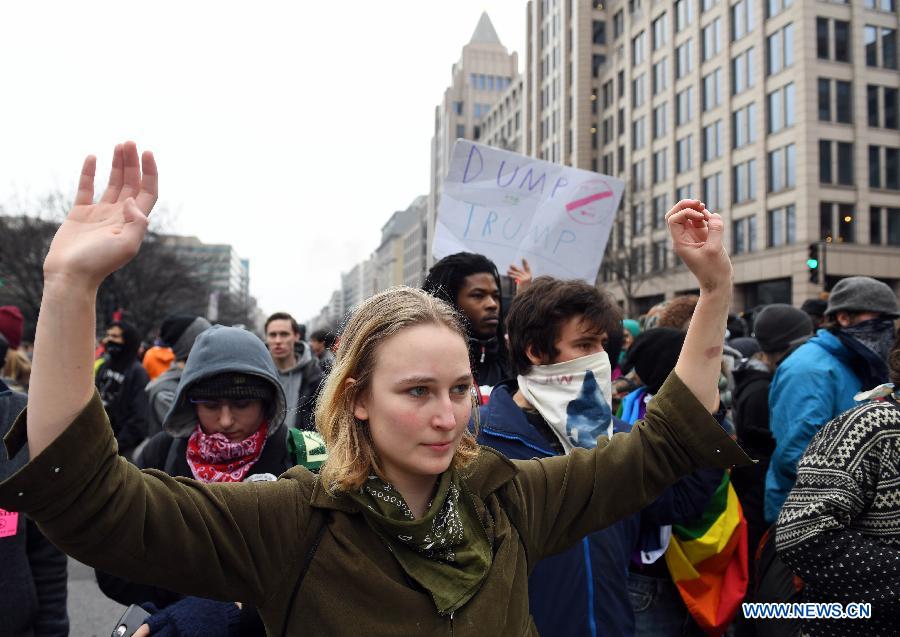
left=477, top=380, right=723, bottom=637
left=764, top=329, right=862, bottom=524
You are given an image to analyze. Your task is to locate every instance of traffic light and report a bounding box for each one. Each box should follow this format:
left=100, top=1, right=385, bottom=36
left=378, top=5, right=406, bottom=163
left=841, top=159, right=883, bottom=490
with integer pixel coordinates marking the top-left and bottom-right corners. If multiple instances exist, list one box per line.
left=807, top=243, right=820, bottom=284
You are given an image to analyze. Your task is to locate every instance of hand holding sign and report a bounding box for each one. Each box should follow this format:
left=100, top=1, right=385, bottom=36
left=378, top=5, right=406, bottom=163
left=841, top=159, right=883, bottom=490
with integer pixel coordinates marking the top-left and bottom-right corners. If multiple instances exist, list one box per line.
left=665, top=200, right=732, bottom=294
left=507, top=258, right=532, bottom=294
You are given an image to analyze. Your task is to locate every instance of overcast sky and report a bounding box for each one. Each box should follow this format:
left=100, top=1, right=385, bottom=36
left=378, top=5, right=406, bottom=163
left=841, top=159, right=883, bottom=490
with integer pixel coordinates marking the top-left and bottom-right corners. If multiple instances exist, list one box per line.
left=0, top=1, right=526, bottom=323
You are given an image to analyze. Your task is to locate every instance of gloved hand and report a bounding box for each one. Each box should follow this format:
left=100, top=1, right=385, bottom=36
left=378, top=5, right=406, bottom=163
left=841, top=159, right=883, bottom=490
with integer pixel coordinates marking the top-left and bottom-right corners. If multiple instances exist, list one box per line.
left=141, top=598, right=242, bottom=637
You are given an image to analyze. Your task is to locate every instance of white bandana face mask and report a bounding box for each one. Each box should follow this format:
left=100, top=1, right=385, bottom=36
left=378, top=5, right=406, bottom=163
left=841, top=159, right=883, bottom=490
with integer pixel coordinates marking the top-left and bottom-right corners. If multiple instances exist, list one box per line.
left=517, top=351, right=613, bottom=453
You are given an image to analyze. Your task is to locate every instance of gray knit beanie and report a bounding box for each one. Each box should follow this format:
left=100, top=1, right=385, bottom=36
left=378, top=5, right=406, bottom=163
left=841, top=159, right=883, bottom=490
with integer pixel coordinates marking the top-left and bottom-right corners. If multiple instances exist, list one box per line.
left=825, top=277, right=899, bottom=318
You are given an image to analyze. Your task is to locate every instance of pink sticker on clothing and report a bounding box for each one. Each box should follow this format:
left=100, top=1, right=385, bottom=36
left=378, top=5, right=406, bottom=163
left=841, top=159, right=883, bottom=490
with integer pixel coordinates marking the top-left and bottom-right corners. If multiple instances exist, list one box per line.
left=0, top=508, right=19, bottom=538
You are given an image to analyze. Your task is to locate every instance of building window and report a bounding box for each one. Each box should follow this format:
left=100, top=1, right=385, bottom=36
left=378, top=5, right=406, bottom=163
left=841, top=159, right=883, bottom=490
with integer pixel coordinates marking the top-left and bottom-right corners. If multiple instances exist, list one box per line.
left=676, top=87, right=694, bottom=125
left=733, top=217, right=746, bottom=254
left=633, top=159, right=647, bottom=188
left=867, top=85, right=900, bottom=129
left=819, top=79, right=852, bottom=124
left=819, top=79, right=831, bottom=121
left=817, top=19, right=851, bottom=62
left=653, top=13, right=669, bottom=50
left=675, top=183, right=694, bottom=201
left=618, top=107, right=625, bottom=135
left=653, top=148, right=668, bottom=183
left=703, top=120, right=723, bottom=161
left=766, top=0, right=793, bottom=19
left=633, top=117, right=647, bottom=149
left=889, top=207, right=900, bottom=245
left=456, top=124, right=465, bottom=138
left=633, top=74, right=647, bottom=107
left=733, top=158, right=757, bottom=203
left=633, top=31, right=647, bottom=65
left=652, top=240, right=668, bottom=271
left=676, top=0, right=694, bottom=31
left=703, top=68, right=722, bottom=111
left=632, top=202, right=646, bottom=235
left=702, top=18, right=722, bottom=61
left=767, top=83, right=795, bottom=133
left=820, top=202, right=856, bottom=243
left=767, top=23, right=795, bottom=75
left=653, top=102, right=668, bottom=138
left=732, top=48, right=755, bottom=95
left=865, top=26, right=898, bottom=69
left=676, top=40, right=694, bottom=79
left=869, top=145, right=900, bottom=189
left=618, top=145, right=626, bottom=174
left=593, top=20, right=607, bottom=45
left=818, top=141, right=854, bottom=185
left=768, top=143, right=796, bottom=192
left=703, top=172, right=723, bottom=209
left=653, top=195, right=669, bottom=228
left=614, top=10, right=625, bottom=39
left=731, top=0, right=755, bottom=41
left=703, top=0, right=720, bottom=12
left=653, top=58, right=669, bottom=95
left=733, top=102, right=757, bottom=149
left=676, top=135, right=694, bottom=173
left=865, top=0, right=897, bottom=10
left=767, top=205, right=796, bottom=247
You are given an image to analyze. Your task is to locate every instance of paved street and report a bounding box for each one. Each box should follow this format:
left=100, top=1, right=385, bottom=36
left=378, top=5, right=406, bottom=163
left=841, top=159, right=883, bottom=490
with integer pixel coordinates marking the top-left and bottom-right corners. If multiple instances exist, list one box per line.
left=68, top=556, right=127, bottom=637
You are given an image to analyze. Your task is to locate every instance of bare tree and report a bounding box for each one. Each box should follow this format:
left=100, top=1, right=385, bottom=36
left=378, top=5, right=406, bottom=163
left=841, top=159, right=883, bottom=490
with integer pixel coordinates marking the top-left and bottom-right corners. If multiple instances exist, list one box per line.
left=598, top=182, right=649, bottom=317
left=0, top=193, right=221, bottom=341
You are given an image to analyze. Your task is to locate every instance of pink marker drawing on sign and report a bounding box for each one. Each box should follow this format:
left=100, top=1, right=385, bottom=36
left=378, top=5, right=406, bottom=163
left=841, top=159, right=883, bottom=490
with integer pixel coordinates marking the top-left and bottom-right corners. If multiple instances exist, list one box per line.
left=565, top=179, right=615, bottom=226
left=0, top=508, right=19, bottom=538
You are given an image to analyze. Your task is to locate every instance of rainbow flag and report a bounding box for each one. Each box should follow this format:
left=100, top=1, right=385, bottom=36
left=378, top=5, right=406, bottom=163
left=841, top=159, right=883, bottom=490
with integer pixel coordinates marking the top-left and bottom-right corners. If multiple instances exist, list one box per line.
left=664, top=472, right=748, bottom=636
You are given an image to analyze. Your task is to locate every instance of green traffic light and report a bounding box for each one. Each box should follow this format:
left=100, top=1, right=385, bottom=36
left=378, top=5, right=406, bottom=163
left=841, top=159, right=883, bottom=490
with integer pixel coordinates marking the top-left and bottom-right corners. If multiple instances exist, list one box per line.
left=807, top=259, right=819, bottom=269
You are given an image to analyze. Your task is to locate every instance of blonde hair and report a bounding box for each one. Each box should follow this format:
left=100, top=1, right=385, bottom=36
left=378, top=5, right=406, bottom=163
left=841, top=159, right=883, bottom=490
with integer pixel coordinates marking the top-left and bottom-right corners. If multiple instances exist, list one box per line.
left=3, top=349, right=31, bottom=390
left=316, top=286, right=481, bottom=493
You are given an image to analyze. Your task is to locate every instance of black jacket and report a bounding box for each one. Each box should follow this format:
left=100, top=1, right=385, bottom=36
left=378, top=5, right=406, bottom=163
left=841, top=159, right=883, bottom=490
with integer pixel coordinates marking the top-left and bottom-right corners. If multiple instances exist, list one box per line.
left=0, top=380, right=69, bottom=637
left=95, top=358, right=150, bottom=456
left=730, top=358, right=774, bottom=558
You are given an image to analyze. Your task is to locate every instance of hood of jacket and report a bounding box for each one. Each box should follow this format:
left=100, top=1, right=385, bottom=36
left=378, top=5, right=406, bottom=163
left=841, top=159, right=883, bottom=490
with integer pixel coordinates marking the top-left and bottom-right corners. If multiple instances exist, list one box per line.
left=278, top=341, right=314, bottom=376
left=163, top=325, right=287, bottom=439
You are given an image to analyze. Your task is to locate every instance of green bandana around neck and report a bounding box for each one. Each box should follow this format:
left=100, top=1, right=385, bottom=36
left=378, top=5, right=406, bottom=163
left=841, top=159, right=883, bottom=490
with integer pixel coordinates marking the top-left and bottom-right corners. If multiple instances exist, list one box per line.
left=347, top=470, right=492, bottom=615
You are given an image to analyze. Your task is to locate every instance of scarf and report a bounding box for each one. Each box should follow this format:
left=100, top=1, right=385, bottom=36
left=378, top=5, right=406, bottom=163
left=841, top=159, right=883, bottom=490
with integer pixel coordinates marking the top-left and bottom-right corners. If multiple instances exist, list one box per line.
left=836, top=321, right=892, bottom=391
left=517, top=351, right=613, bottom=452
left=347, top=470, right=492, bottom=615
left=186, top=422, right=268, bottom=483
left=842, top=318, right=896, bottom=364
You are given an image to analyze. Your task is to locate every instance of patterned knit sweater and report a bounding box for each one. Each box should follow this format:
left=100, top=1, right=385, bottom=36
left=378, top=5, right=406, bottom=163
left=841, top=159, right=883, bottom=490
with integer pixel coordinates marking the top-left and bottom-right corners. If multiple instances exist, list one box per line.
left=776, top=398, right=900, bottom=637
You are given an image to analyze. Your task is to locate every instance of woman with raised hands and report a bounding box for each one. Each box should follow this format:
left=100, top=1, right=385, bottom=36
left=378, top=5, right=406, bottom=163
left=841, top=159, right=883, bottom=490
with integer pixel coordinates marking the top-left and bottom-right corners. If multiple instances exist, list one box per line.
left=0, top=142, right=750, bottom=636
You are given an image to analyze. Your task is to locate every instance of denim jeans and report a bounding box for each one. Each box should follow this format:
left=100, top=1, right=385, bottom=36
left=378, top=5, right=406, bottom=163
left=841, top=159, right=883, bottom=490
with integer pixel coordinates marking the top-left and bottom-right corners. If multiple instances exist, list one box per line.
left=627, top=572, right=706, bottom=637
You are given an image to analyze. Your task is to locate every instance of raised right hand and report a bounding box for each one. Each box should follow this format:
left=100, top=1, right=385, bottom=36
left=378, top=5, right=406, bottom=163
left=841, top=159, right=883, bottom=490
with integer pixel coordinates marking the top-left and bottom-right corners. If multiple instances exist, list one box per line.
left=43, top=141, right=158, bottom=288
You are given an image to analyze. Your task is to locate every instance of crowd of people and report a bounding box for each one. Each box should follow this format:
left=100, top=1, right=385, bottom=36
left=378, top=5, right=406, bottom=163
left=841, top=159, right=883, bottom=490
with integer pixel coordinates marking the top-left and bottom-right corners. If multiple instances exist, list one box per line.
left=0, top=142, right=898, bottom=637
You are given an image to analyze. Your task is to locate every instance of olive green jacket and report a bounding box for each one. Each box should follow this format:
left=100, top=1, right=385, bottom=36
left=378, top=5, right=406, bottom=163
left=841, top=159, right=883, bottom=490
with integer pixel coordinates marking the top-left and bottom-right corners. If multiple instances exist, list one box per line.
left=0, top=373, right=751, bottom=636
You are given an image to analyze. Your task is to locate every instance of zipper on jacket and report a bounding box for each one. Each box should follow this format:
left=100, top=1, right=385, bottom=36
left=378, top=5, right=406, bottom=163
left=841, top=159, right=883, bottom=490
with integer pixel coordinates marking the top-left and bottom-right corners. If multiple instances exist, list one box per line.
left=480, top=344, right=485, bottom=364
left=480, top=427, right=555, bottom=457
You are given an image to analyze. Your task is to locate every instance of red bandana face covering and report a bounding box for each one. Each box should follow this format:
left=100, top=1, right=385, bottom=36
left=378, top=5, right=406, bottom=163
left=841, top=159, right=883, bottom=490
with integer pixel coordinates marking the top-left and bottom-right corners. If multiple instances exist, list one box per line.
left=186, top=422, right=269, bottom=483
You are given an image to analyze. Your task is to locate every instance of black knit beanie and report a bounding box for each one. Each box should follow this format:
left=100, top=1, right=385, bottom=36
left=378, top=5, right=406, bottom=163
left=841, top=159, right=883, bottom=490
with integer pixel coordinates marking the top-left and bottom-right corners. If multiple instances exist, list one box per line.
left=624, top=328, right=686, bottom=395
left=752, top=304, right=814, bottom=353
left=188, top=373, right=275, bottom=406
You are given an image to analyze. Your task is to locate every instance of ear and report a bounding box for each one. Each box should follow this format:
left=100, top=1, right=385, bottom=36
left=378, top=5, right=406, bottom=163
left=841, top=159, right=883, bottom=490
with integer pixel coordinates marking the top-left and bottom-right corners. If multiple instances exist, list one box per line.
left=525, top=343, right=543, bottom=366
left=346, top=378, right=368, bottom=421
left=835, top=311, right=852, bottom=328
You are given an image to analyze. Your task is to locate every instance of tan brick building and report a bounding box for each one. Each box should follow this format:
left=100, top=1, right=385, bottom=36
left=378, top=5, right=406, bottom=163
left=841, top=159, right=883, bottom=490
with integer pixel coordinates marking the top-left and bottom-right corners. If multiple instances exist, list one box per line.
left=522, top=0, right=899, bottom=314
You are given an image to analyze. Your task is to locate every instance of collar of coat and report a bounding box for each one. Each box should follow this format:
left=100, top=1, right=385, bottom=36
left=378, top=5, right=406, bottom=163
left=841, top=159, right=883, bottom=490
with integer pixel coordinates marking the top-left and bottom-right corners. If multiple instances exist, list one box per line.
left=306, top=446, right=519, bottom=513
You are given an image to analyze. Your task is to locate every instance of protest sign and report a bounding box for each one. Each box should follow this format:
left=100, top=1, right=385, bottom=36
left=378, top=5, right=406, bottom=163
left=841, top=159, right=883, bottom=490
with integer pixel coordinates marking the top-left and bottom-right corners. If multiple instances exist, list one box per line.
left=433, top=140, right=624, bottom=282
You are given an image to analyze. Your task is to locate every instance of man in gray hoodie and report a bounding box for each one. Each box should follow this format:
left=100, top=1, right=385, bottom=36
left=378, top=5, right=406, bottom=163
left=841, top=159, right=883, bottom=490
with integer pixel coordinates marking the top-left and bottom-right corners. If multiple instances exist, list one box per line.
left=264, top=312, right=323, bottom=430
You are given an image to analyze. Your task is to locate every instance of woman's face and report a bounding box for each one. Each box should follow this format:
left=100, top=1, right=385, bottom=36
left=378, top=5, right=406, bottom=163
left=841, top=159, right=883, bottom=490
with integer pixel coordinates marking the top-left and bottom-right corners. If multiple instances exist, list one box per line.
left=194, top=399, right=266, bottom=442
left=622, top=330, right=634, bottom=350
left=353, top=323, right=473, bottom=490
